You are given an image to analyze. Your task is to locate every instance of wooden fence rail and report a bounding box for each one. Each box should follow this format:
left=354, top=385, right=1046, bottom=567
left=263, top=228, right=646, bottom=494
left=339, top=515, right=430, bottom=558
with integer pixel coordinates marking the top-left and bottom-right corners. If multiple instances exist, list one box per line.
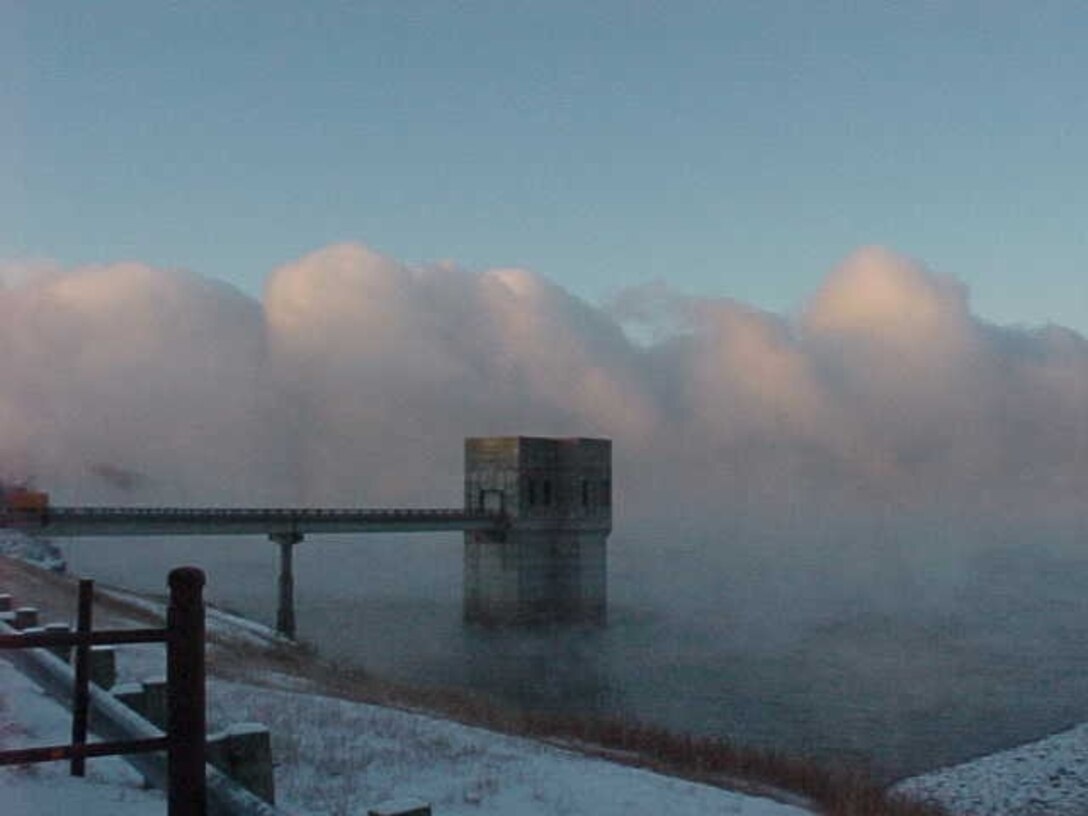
left=0, top=566, right=207, bottom=816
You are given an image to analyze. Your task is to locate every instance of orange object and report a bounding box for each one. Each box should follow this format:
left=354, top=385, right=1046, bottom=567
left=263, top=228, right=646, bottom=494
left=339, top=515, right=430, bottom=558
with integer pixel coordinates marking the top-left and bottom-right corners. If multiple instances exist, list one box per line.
left=6, top=487, right=49, bottom=512
left=1, top=485, right=49, bottom=525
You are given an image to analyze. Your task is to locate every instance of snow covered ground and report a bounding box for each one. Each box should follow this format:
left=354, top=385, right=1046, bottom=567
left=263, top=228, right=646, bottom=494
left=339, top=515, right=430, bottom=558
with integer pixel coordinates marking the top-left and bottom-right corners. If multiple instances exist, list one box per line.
left=1, top=659, right=810, bottom=816
left=1, top=571, right=810, bottom=816
left=897, top=723, right=1088, bottom=816
left=1, top=658, right=167, bottom=815
left=206, top=678, right=809, bottom=816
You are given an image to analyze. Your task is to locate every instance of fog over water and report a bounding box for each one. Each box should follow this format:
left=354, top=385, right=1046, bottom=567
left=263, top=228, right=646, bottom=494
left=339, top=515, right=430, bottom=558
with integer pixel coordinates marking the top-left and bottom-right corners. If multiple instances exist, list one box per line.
left=7, top=243, right=1088, bottom=779
left=60, top=520, right=1088, bottom=781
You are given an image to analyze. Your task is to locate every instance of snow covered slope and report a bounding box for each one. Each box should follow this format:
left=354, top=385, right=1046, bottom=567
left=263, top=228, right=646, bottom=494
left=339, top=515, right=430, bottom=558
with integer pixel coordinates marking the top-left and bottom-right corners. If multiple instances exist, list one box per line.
left=898, top=723, right=1088, bottom=815
left=206, top=677, right=809, bottom=816
left=1, top=658, right=166, bottom=815
left=1, top=564, right=811, bottom=816
left=1, top=659, right=810, bottom=816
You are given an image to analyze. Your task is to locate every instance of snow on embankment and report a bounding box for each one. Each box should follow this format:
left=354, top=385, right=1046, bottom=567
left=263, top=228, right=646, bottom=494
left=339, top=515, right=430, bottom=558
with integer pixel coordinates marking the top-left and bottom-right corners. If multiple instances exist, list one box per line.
left=207, top=677, right=809, bottom=816
left=0, top=530, right=65, bottom=573
left=1, top=653, right=809, bottom=816
left=897, top=723, right=1088, bottom=815
left=0, top=555, right=809, bottom=816
left=1, top=658, right=166, bottom=815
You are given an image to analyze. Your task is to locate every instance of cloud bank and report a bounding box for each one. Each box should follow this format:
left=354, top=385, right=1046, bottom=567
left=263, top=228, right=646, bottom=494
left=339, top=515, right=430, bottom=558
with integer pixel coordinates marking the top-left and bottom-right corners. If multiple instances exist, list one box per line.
left=2, top=244, right=1086, bottom=537
left=12, top=243, right=1084, bottom=773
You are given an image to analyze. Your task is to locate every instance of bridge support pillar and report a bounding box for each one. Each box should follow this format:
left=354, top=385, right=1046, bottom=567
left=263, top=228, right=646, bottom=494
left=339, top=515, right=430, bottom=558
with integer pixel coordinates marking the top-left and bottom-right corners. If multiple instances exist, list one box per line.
left=270, top=532, right=303, bottom=639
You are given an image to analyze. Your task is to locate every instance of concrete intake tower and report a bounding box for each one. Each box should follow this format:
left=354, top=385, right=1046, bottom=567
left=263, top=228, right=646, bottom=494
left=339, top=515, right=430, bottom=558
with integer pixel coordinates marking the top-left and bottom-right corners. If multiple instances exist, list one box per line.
left=463, top=436, right=612, bottom=625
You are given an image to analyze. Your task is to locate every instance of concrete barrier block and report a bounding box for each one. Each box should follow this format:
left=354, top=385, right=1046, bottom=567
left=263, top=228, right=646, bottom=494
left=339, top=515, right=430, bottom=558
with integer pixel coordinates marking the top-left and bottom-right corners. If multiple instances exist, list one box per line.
left=0, top=593, right=12, bottom=612
left=141, top=676, right=168, bottom=729
left=113, top=682, right=147, bottom=716
left=22, top=624, right=68, bottom=662
left=89, top=645, right=117, bottom=689
left=44, top=622, right=72, bottom=662
left=207, top=723, right=275, bottom=804
left=111, top=680, right=158, bottom=789
left=13, top=606, right=39, bottom=630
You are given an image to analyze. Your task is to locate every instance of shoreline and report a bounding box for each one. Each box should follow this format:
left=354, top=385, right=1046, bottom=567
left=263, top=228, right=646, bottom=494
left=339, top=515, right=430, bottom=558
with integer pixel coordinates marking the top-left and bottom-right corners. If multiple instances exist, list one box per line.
left=0, top=552, right=952, bottom=815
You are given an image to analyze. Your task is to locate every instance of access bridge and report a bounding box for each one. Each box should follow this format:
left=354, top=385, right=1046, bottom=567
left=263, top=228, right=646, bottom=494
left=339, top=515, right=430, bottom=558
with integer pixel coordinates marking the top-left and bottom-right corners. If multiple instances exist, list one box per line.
left=3, top=435, right=613, bottom=635
left=8, top=506, right=504, bottom=639
left=33, top=506, right=501, bottom=538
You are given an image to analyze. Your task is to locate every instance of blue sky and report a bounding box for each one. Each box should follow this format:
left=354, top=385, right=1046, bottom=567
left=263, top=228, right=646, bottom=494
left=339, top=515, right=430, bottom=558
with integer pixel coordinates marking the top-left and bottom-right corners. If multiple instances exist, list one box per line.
left=3, top=1, right=1086, bottom=331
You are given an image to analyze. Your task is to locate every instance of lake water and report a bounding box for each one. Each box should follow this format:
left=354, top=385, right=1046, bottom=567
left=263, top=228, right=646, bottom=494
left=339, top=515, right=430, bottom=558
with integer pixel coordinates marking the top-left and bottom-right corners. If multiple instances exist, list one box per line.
left=59, top=528, right=1088, bottom=782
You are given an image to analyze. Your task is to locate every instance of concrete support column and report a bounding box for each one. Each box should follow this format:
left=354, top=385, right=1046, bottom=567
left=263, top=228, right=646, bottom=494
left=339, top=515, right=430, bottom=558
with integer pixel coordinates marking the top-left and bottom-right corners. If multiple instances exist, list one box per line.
left=13, top=606, right=39, bottom=630
left=270, top=532, right=303, bottom=639
left=90, top=645, right=117, bottom=689
left=144, top=677, right=169, bottom=729
left=113, top=682, right=148, bottom=718
left=44, top=622, right=72, bottom=663
left=112, top=677, right=166, bottom=730
left=207, top=723, right=276, bottom=804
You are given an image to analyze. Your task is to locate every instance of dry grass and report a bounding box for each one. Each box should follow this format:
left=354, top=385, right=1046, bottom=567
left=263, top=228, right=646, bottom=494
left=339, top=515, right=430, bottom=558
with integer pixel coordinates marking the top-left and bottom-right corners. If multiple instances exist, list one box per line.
left=274, top=658, right=952, bottom=816
left=2, top=555, right=951, bottom=815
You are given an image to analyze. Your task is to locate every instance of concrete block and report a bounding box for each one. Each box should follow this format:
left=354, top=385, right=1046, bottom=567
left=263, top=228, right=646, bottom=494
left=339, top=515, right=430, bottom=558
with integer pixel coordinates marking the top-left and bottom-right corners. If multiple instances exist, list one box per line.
left=112, top=682, right=147, bottom=717
left=22, top=625, right=74, bottom=664
left=13, top=606, right=39, bottom=630
left=207, top=723, right=275, bottom=804
left=0, top=593, right=12, bottom=612
left=112, top=680, right=160, bottom=789
left=142, top=677, right=168, bottom=729
left=44, top=622, right=72, bottom=662
left=89, top=646, right=117, bottom=689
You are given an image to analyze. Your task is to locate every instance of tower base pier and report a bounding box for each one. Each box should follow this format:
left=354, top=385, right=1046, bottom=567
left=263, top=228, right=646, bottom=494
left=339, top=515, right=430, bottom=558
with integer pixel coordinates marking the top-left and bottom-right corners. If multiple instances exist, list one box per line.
left=463, top=437, right=611, bottom=627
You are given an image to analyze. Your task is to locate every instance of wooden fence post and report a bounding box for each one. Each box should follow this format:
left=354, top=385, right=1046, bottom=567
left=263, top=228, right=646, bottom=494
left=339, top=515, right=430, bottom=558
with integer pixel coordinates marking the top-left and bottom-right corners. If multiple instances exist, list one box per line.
left=70, top=579, right=93, bottom=776
left=167, top=566, right=206, bottom=816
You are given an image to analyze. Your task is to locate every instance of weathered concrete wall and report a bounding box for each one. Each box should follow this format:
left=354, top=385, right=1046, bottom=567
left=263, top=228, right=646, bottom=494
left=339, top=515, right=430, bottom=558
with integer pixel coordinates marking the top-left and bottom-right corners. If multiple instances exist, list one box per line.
left=463, top=437, right=611, bottom=626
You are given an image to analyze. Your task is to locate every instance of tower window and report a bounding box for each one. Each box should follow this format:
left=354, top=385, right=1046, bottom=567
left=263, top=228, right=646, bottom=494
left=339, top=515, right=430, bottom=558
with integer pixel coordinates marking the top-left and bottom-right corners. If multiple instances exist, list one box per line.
left=542, top=479, right=552, bottom=506
left=528, top=478, right=537, bottom=506
left=581, top=479, right=589, bottom=508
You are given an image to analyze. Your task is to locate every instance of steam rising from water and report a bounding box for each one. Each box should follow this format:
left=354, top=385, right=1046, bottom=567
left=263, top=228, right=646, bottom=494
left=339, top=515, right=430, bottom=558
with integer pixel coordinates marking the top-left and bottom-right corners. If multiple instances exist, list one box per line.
left=2, top=246, right=1086, bottom=601
left=15, top=243, right=1088, bottom=773
left=3, top=244, right=1085, bottom=524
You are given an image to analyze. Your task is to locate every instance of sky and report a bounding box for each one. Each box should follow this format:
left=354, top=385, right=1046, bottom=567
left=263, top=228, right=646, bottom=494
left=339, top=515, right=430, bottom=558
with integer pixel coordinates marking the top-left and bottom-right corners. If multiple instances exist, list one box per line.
left=6, top=6, right=1088, bottom=766
left=2, top=2, right=1088, bottom=543
left=3, top=1, right=1087, bottom=332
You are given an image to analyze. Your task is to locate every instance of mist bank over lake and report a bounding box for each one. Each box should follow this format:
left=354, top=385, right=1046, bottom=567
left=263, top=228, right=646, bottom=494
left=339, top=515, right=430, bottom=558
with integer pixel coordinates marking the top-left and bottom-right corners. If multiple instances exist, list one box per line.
left=7, top=243, right=1088, bottom=777
left=3, top=245, right=1086, bottom=534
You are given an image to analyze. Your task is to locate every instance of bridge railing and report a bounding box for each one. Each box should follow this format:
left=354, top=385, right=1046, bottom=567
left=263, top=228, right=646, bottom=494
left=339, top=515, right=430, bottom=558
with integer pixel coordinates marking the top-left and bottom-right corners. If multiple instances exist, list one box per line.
left=43, top=506, right=499, bottom=518
left=1, top=505, right=505, bottom=535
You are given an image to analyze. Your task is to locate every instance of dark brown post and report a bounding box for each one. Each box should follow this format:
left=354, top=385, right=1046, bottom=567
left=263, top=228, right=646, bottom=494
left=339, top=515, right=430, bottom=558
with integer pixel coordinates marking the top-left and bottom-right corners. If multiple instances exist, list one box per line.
left=167, top=566, right=206, bottom=816
left=271, top=532, right=303, bottom=639
left=70, top=579, right=93, bottom=777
